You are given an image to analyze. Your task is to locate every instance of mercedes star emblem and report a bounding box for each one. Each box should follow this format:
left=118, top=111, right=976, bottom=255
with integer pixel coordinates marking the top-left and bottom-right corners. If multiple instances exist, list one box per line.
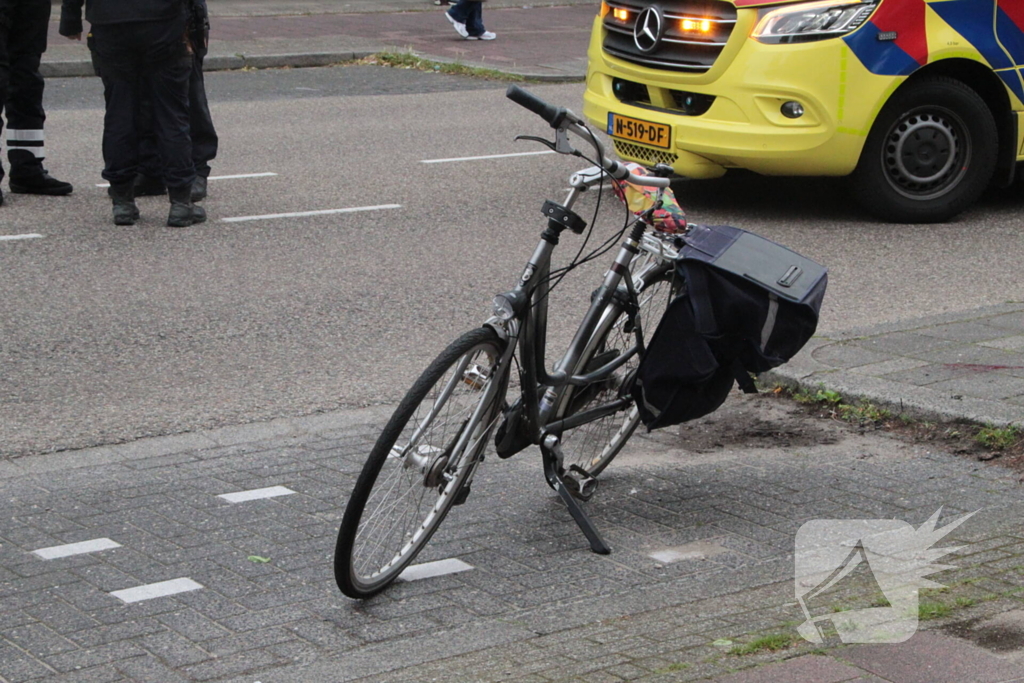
left=633, top=7, right=664, bottom=53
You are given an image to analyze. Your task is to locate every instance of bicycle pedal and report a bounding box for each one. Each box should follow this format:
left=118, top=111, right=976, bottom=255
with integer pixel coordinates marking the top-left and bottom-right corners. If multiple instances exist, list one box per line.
left=452, top=483, right=471, bottom=506
left=565, top=465, right=599, bottom=502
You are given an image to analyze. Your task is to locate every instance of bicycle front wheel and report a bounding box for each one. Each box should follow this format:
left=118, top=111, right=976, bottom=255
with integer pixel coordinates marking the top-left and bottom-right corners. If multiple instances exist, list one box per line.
left=334, top=327, right=506, bottom=599
left=555, top=261, right=675, bottom=478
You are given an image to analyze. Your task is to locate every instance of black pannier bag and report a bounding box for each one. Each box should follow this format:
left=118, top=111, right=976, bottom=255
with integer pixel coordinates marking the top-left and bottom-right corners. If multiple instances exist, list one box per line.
left=631, top=224, right=827, bottom=430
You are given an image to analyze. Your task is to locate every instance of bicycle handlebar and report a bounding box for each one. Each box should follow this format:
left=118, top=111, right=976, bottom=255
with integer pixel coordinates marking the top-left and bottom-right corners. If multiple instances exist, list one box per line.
left=505, top=85, right=670, bottom=189
left=506, top=85, right=565, bottom=128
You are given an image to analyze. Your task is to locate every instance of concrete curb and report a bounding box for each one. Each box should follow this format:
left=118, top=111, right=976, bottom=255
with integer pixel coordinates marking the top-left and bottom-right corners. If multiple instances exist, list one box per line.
left=40, top=49, right=585, bottom=82
left=41, top=50, right=381, bottom=79
left=0, top=404, right=394, bottom=481
left=764, top=346, right=1024, bottom=428
left=764, top=303, right=1024, bottom=428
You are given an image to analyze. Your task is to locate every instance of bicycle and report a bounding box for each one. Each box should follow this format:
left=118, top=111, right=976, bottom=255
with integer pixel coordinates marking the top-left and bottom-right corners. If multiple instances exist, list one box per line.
left=334, top=86, right=686, bottom=599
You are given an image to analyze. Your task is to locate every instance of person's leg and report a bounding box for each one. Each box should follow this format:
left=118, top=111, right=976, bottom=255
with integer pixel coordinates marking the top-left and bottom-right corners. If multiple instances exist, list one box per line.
left=0, top=2, right=12, bottom=194
left=447, top=0, right=471, bottom=23
left=464, top=2, right=495, bottom=39
left=143, top=13, right=204, bottom=226
left=92, top=26, right=141, bottom=188
left=464, top=2, right=485, bottom=37
left=91, top=23, right=142, bottom=224
left=189, top=44, right=217, bottom=194
left=135, top=88, right=165, bottom=193
left=187, top=2, right=215, bottom=201
left=5, top=0, right=72, bottom=193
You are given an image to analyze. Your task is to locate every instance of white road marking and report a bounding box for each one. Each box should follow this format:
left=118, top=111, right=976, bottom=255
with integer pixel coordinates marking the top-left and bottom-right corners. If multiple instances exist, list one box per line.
left=0, top=234, right=43, bottom=242
left=398, top=558, right=474, bottom=582
left=421, top=150, right=556, bottom=164
left=218, top=486, right=296, bottom=503
left=110, top=578, right=203, bottom=604
left=206, top=172, right=279, bottom=181
left=33, top=538, right=121, bottom=560
left=649, top=541, right=730, bottom=564
left=96, top=172, right=278, bottom=188
left=221, top=204, right=401, bottom=223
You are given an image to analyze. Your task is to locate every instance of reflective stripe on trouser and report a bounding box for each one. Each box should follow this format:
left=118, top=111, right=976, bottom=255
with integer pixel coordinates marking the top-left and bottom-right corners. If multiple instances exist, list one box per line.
left=7, top=129, right=45, bottom=159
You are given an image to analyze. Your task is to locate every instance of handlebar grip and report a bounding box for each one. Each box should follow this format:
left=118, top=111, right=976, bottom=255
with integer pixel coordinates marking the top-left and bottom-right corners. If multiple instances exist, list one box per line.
left=506, top=85, right=564, bottom=128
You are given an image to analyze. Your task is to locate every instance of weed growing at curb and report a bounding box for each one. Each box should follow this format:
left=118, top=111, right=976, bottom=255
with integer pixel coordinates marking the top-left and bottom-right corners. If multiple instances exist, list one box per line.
left=976, top=425, right=1020, bottom=451
left=728, top=633, right=795, bottom=656
left=774, top=384, right=1024, bottom=469
left=919, top=601, right=953, bottom=620
left=788, top=385, right=891, bottom=425
left=361, top=52, right=528, bottom=81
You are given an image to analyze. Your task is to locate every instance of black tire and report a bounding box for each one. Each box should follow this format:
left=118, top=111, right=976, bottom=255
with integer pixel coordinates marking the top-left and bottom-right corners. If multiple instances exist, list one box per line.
left=334, top=327, right=505, bottom=599
left=554, top=259, right=675, bottom=478
left=850, top=76, right=997, bottom=223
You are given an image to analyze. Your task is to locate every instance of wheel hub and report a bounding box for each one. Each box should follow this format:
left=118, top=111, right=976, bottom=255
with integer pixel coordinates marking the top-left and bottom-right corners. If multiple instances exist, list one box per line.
left=885, top=112, right=960, bottom=194
left=403, top=444, right=450, bottom=488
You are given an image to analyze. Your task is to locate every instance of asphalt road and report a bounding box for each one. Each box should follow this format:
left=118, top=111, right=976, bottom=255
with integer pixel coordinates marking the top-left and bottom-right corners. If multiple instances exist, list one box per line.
left=2, top=65, right=1024, bottom=458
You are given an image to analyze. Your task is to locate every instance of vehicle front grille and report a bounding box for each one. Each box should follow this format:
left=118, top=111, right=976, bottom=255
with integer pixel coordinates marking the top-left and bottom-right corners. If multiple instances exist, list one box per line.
left=614, top=140, right=679, bottom=166
left=603, top=0, right=737, bottom=74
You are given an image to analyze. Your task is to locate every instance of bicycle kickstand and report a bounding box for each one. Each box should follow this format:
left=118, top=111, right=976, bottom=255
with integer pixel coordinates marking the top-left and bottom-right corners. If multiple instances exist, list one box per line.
left=540, top=434, right=611, bottom=555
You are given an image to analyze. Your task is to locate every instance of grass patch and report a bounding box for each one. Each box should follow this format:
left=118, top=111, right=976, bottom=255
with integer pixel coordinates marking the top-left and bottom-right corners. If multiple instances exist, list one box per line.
left=918, top=601, right=953, bottom=620
left=785, top=385, right=889, bottom=425
left=361, top=52, right=527, bottom=81
left=975, top=425, right=1020, bottom=451
left=775, top=384, right=1024, bottom=467
left=728, top=633, right=795, bottom=656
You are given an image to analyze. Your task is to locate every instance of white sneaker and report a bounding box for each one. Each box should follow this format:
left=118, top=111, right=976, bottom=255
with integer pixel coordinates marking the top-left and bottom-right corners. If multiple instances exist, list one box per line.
left=446, top=11, right=469, bottom=38
left=468, top=31, right=496, bottom=40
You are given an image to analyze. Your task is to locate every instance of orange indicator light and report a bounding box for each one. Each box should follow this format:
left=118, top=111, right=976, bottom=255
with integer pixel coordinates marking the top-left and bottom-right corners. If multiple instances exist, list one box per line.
left=681, top=18, right=711, bottom=32
left=613, top=8, right=630, bottom=21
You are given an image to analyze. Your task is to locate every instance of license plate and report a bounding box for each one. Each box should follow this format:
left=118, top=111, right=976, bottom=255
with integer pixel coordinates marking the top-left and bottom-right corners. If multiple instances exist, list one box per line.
left=607, top=113, right=671, bottom=150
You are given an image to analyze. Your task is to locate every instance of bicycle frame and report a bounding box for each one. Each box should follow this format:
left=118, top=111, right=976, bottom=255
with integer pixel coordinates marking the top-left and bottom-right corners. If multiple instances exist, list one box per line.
left=483, top=169, right=678, bottom=554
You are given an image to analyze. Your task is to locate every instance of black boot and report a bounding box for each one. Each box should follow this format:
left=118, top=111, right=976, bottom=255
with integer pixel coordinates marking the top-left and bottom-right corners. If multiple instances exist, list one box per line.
left=167, top=184, right=207, bottom=228
left=191, top=175, right=207, bottom=202
left=133, top=173, right=167, bottom=197
left=10, top=170, right=73, bottom=196
left=110, top=182, right=140, bottom=226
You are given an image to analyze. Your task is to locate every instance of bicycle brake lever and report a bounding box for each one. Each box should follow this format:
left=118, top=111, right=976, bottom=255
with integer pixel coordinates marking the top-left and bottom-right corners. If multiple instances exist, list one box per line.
left=514, top=135, right=557, bottom=152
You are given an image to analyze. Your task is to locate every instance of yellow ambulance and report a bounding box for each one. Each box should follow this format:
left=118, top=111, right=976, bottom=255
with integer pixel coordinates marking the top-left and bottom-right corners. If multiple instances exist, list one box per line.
left=583, top=0, right=1024, bottom=222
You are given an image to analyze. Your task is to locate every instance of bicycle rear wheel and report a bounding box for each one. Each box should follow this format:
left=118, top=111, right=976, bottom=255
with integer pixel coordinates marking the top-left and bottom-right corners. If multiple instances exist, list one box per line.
left=334, top=327, right=506, bottom=599
left=555, top=259, right=675, bottom=478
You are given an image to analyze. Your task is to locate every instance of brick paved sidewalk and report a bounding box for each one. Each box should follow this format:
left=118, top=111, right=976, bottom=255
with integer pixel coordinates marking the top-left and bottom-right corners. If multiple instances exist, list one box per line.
left=770, top=303, right=1024, bottom=428
left=2, top=394, right=1023, bottom=682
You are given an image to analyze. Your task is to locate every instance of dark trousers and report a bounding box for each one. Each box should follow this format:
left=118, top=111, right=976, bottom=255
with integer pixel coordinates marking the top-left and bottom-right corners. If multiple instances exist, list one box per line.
left=0, top=0, right=50, bottom=181
left=139, top=34, right=217, bottom=179
left=92, top=15, right=195, bottom=190
left=448, top=0, right=485, bottom=37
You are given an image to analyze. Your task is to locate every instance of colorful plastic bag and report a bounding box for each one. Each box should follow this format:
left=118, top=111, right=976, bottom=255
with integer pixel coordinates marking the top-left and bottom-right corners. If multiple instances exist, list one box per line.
left=611, top=162, right=687, bottom=234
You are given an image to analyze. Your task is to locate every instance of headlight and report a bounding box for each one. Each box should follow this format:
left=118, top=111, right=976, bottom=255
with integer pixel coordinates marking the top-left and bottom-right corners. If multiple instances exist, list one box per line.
left=753, top=0, right=876, bottom=44
left=492, top=290, right=526, bottom=321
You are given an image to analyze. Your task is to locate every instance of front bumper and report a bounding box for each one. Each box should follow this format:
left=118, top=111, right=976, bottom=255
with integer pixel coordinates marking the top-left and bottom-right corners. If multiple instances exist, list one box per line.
left=584, top=13, right=896, bottom=179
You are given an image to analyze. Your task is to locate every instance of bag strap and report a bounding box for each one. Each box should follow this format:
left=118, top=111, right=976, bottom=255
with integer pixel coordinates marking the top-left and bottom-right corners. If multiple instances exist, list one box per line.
left=683, top=262, right=716, bottom=336
left=732, top=358, right=758, bottom=394
left=687, top=262, right=758, bottom=395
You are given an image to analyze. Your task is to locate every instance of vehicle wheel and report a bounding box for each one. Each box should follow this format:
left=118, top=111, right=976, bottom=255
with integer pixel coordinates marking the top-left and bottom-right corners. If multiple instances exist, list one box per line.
left=851, top=76, right=997, bottom=223
left=554, top=258, right=675, bottom=478
left=334, top=327, right=505, bottom=599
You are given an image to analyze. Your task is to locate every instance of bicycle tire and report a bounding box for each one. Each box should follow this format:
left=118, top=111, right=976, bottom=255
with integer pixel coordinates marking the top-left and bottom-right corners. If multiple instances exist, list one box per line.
left=555, top=261, right=675, bottom=478
left=334, top=327, right=506, bottom=599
